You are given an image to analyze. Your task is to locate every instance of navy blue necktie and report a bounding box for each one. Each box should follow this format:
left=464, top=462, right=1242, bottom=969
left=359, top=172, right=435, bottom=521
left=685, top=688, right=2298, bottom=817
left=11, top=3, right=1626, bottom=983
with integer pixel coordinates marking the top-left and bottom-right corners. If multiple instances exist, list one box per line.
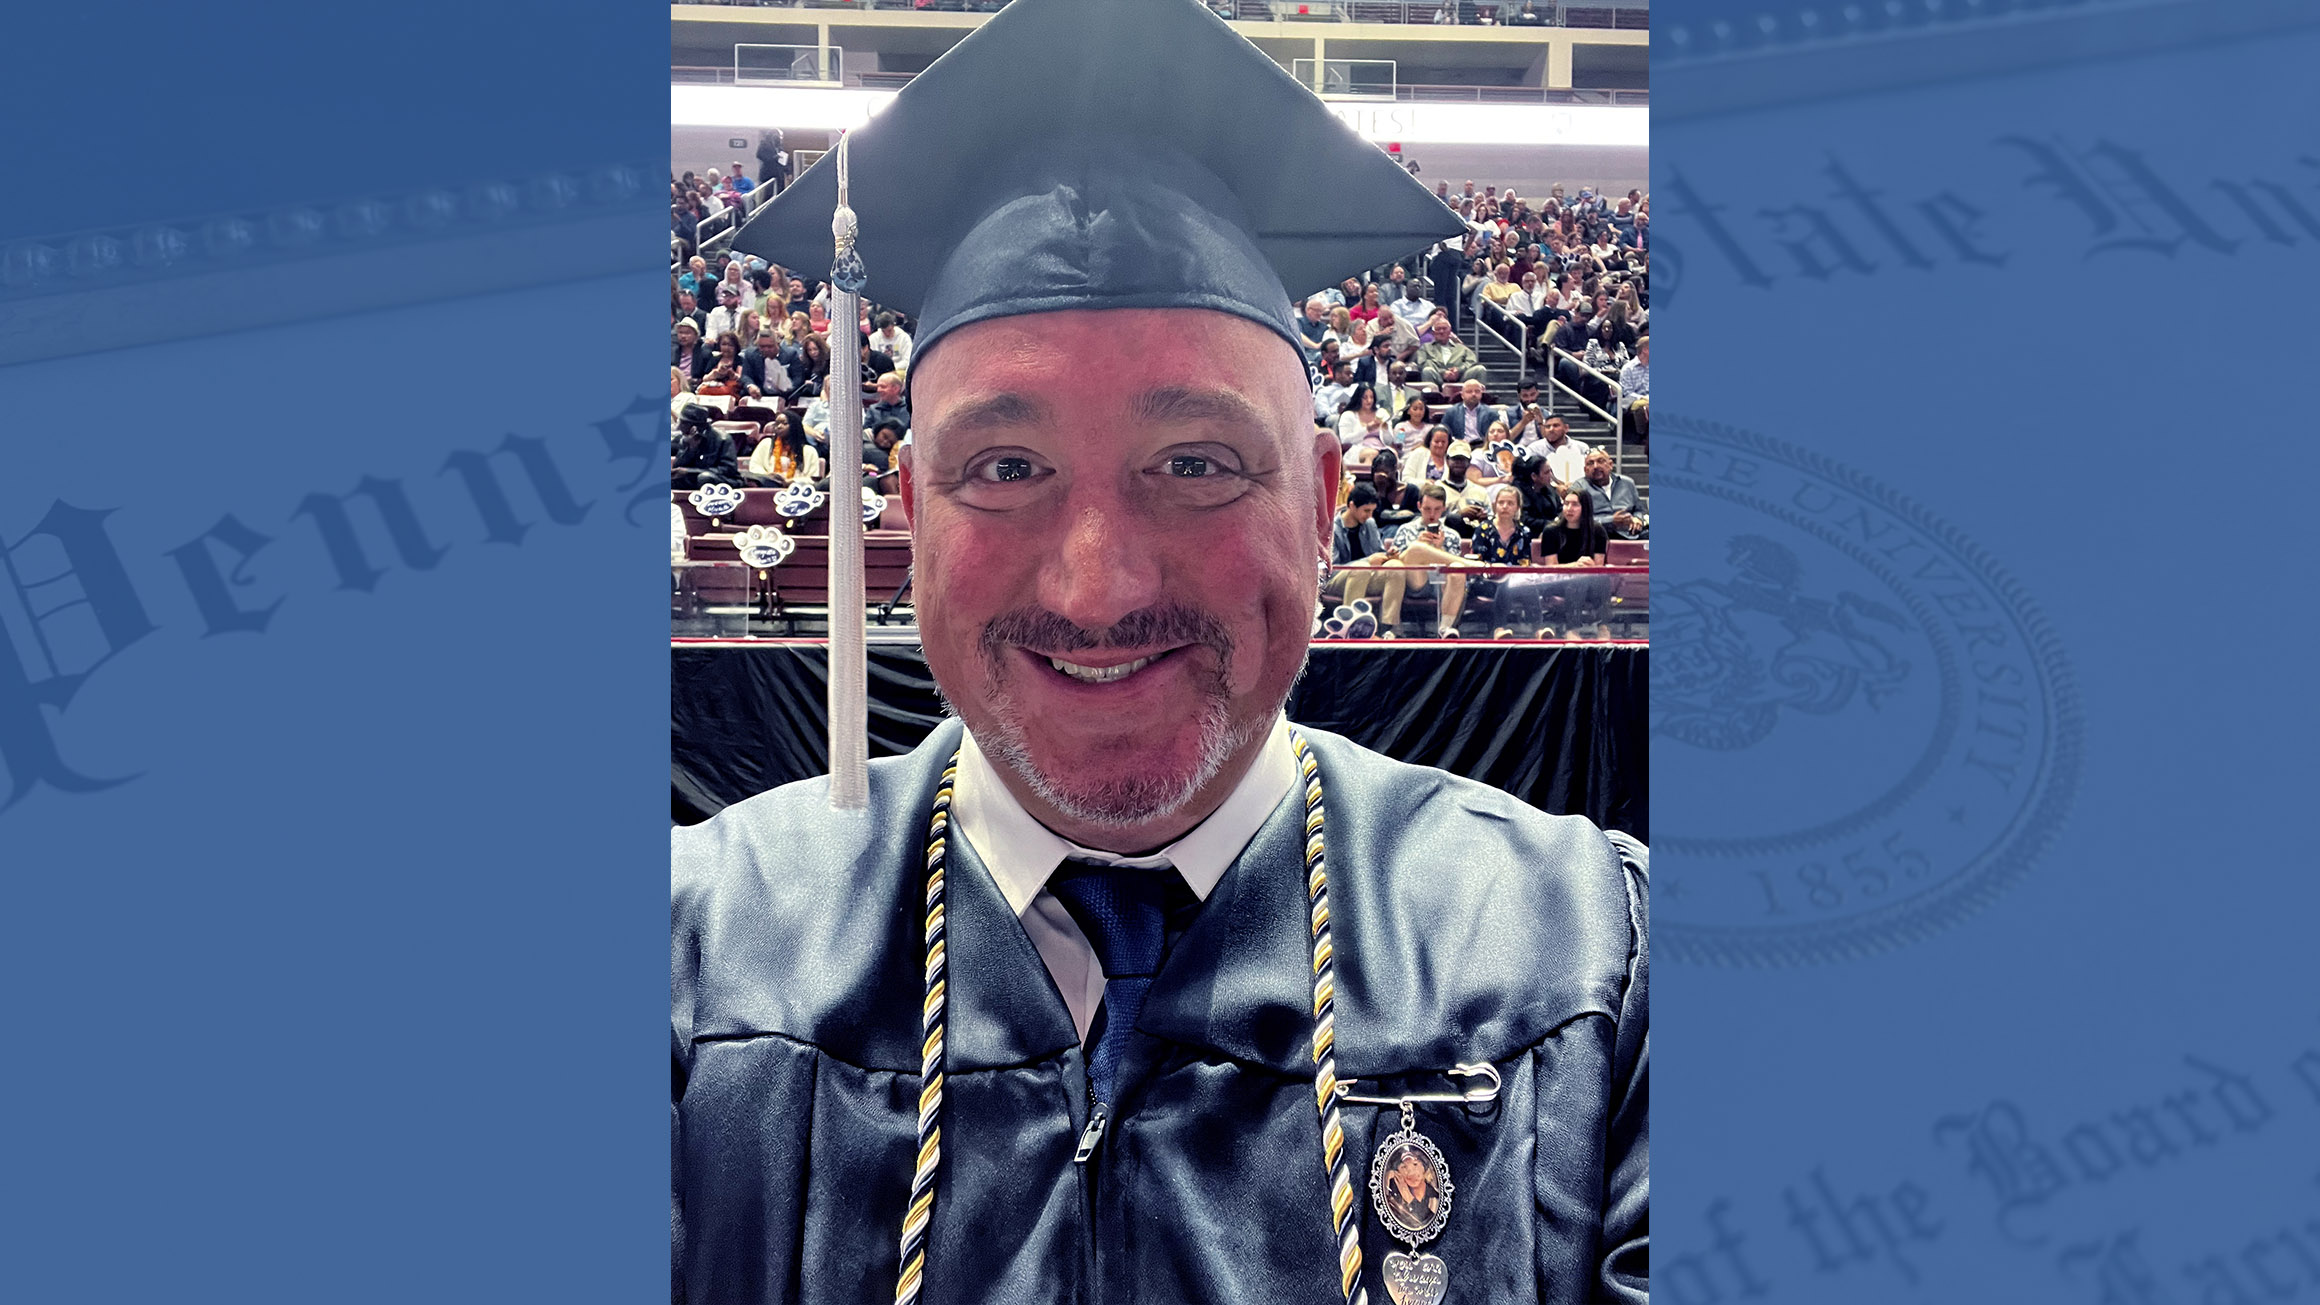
left=1046, top=860, right=1180, bottom=1109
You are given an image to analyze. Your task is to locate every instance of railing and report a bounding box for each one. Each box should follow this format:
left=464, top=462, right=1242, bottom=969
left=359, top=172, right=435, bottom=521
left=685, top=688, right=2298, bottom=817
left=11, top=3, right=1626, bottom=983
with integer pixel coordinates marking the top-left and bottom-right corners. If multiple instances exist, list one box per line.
left=735, top=42, right=841, bottom=83
left=1474, top=300, right=1530, bottom=384
left=675, top=65, right=1644, bottom=102
left=1294, top=56, right=1399, bottom=97
left=1545, top=343, right=1625, bottom=474
left=675, top=0, right=1649, bottom=30
left=1320, top=559, right=1648, bottom=641
left=684, top=180, right=780, bottom=260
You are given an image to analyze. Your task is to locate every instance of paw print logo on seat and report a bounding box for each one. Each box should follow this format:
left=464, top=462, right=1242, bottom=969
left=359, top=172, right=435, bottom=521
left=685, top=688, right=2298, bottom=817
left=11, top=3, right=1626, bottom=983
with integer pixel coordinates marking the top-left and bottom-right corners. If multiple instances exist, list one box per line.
left=736, top=524, right=796, bottom=570
left=688, top=483, right=743, bottom=518
left=861, top=486, right=887, bottom=526
left=1321, top=600, right=1376, bottom=639
left=773, top=482, right=825, bottom=518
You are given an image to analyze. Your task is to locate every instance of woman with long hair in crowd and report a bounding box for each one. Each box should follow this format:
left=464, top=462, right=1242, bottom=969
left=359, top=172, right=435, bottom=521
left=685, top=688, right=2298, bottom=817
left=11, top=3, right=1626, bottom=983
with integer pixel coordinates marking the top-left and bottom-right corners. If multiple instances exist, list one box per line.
left=1394, top=395, right=1433, bottom=450
left=1338, top=382, right=1390, bottom=452
left=744, top=411, right=823, bottom=489
left=795, top=333, right=832, bottom=397
left=1404, top=424, right=1454, bottom=487
left=1531, top=486, right=1615, bottom=638
left=1350, top=282, right=1384, bottom=325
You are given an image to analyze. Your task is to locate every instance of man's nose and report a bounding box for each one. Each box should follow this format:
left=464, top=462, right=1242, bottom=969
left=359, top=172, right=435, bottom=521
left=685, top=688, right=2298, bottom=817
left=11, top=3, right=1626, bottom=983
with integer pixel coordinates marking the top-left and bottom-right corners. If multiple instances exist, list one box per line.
left=1038, top=484, right=1164, bottom=637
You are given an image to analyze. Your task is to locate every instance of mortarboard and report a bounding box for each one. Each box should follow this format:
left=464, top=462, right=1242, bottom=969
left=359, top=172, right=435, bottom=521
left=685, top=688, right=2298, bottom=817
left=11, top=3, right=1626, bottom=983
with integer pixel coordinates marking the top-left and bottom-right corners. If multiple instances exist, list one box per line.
left=732, top=0, right=1464, bottom=375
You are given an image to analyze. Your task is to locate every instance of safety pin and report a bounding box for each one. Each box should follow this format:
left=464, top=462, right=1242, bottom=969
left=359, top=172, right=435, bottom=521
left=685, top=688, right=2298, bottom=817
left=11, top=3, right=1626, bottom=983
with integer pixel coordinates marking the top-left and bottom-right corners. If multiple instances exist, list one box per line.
left=1332, top=1061, right=1502, bottom=1108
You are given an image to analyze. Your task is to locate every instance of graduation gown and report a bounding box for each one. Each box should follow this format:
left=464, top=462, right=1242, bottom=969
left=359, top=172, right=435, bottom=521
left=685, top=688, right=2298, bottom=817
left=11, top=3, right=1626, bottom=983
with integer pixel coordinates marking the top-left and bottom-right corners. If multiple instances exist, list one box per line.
left=673, top=718, right=1647, bottom=1304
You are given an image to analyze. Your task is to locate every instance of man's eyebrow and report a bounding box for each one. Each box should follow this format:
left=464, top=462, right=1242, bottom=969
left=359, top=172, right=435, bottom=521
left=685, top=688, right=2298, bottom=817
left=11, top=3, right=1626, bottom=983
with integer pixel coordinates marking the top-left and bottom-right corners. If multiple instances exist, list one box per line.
left=932, top=391, right=1052, bottom=439
left=1127, top=386, right=1269, bottom=430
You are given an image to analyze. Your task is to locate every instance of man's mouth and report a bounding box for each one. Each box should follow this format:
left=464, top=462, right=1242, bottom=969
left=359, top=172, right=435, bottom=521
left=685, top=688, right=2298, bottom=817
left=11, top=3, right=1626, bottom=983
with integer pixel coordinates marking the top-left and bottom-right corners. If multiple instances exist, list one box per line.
left=1034, top=648, right=1180, bottom=685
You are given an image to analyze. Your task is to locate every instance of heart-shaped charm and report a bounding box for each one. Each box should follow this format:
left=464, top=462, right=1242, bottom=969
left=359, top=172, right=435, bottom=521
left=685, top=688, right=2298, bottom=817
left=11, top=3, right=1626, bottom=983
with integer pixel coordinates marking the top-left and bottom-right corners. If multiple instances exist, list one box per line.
left=1381, top=1249, right=1447, bottom=1305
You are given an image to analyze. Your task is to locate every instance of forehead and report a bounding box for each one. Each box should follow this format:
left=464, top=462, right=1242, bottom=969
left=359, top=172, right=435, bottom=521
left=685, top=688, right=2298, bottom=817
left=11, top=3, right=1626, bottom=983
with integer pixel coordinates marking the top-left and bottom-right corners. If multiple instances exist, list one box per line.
left=914, top=308, right=1304, bottom=447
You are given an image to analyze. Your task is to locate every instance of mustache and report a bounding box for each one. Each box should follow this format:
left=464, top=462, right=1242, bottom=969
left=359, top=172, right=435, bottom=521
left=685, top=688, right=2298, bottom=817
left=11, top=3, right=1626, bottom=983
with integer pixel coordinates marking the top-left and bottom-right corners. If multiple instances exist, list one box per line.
left=980, top=603, right=1234, bottom=662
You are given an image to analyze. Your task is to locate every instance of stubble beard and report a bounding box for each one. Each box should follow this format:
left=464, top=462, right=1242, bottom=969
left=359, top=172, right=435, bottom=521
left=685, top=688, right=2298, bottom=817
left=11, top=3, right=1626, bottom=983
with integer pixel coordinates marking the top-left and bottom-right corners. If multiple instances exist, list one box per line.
left=941, top=601, right=1308, bottom=830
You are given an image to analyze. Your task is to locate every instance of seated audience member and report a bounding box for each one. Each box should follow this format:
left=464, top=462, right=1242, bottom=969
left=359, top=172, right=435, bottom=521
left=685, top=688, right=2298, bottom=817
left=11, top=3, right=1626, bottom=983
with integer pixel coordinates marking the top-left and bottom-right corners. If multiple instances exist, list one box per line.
left=1349, top=282, right=1385, bottom=325
left=1504, top=270, right=1542, bottom=321
left=1578, top=446, right=1645, bottom=539
left=863, top=371, right=910, bottom=434
left=1618, top=334, right=1649, bottom=444
left=1322, top=306, right=1356, bottom=351
left=745, top=412, right=822, bottom=488
left=1468, top=483, right=1538, bottom=638
left=673, top=288, right=707, bottom=339
left=1438, top=440, right=1493, bottom=524
left=671, top=404, right=738, bottom=490
left=1520, top=413, right=1591, bottom=487
left=741, top=327, right=794, bottom=398
left=1378, top=362, right=1421, bottom=427
left=1365, top=449, right=1424, bottom=536
left=1404, top=425, right=1454, bottom=488
left=673, top=319, right=713, bottom=385
left=1390, top=482, right=1474, bottom=639
left=869, top=311, right=913, bottom=371
left=706, top=284, right=745, bottom=343
left=1535, top=486, right=1616, bottom=638
left=1393, top=395, right=1433, bottom=450
left=1296, top=296, right=1331, bottom=358
left=794, top=333, right=832, bottom=397
left=1312, top=355, right=1351, bottom=424
left=1514, top=452, right=1562, bottom=537
left=863, top=419, right=905, bottom=492
left=1418, top=313, right=1484, bottom=386
left=669, top=366, right=693, bottom=432
left=1391, top=276, right=1437, bottom=329
left=1337, top=382, right=1391, bottom=451
left=1482, top=262, right=1520, bottom=307
left=1349, top=331, right=1394, bottom=387
left=1471, top=422, right=1516, bottom=487
left=695, top=333, right=755, bottom=401
left=1323, top=482, right=1409, bottom=638
left=1439, top=377, right=1501, bottom=445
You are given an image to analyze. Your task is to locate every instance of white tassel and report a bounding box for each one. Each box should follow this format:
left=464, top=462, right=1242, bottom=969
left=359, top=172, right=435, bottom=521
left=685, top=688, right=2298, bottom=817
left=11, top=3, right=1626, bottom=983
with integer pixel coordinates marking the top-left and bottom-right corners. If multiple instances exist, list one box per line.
left=826, top=135, right=869, bottom=811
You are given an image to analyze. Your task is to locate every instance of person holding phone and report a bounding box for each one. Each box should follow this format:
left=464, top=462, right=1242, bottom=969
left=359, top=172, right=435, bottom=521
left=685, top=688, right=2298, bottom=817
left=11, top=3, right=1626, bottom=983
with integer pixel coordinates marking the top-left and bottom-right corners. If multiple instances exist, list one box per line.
left=1390, top=483, right=1474, bottom=638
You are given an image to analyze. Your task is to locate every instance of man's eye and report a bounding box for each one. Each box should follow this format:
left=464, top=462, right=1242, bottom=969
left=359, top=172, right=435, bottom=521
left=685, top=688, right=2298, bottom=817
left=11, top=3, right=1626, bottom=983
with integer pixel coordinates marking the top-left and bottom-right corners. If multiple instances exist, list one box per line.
left=976, top=456, right=1036, bottom=483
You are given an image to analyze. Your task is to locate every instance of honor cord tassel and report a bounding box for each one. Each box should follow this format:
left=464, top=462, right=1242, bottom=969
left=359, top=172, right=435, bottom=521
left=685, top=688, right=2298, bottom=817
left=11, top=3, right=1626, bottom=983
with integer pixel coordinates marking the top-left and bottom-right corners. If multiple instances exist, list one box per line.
left=826, top=133, right=869, bottom=811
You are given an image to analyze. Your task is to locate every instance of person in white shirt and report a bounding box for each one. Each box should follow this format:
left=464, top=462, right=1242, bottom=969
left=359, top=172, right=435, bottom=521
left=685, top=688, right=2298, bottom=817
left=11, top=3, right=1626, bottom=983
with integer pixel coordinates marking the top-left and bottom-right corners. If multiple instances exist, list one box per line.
left=1520, top=413, right=1592, bottom=488
left=1389, top=276, right=1436, bottom=328
left=704, top=285, right=744, bottom=343
left=870, top=312, right=913, bottom=370
left=1504, top=271, right=1541, bottom=321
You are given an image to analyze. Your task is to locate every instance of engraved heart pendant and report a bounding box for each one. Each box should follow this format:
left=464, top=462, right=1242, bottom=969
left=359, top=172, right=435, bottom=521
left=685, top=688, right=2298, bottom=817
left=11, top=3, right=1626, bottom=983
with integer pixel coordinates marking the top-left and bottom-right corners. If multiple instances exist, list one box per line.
left=1382, top=1249, right=1448, bottom=1305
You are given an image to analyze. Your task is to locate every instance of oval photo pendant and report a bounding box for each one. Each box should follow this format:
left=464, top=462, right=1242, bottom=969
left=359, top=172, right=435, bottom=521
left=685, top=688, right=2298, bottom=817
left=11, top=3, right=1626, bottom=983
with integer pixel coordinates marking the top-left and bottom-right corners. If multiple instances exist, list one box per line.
left=1368, top=1121, right=1454, bottom=1305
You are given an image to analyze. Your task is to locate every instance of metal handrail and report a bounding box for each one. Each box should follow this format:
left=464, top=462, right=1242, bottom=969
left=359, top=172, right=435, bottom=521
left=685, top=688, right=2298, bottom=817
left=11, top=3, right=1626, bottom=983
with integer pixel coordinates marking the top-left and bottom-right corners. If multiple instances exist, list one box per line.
left=1551, top=343, right=1618, bottom=393
left=671, top=65, right=1647, bottom=103
left=1472, top=301, right=1528, bottom=385
left=1544, top=343, right=1624, bottom=476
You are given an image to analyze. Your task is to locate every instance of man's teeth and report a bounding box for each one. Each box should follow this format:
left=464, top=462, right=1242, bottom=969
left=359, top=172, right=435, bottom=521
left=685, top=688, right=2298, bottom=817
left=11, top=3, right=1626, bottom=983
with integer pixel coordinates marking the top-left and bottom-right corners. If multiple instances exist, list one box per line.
left=1047, top=654, right=1157, bottom=684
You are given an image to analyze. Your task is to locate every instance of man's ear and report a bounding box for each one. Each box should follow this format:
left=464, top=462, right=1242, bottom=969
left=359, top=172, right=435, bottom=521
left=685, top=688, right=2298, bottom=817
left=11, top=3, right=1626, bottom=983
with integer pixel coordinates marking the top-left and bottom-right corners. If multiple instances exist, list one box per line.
left=1311, top=428, right=1342, bottom=549
left=896, top=445, right=917, bottom=530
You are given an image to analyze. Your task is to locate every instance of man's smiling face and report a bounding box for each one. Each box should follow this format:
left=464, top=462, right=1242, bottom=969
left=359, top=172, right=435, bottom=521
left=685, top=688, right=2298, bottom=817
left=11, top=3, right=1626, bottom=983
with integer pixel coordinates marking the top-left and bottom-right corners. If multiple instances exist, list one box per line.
left=900, top=309, right=1332, bottom=845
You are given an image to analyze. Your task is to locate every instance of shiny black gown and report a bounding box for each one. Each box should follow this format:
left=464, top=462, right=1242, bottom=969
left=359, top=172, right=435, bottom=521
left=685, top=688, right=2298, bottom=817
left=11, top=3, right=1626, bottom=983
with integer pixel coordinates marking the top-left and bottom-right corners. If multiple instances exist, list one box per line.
left=673, top=718, right=1647, bottom=1303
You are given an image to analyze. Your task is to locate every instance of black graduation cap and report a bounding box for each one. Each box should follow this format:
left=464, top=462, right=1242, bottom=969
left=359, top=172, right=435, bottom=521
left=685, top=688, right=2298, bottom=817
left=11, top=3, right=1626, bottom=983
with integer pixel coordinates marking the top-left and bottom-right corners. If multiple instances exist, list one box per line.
left=732, top=0, right=1464, bottom=372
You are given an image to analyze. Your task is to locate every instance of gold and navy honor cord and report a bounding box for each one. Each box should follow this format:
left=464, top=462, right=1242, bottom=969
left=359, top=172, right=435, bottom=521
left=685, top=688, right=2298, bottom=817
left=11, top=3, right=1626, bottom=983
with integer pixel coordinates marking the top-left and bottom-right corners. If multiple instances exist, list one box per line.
left=897, top=732, right=1366, bottom=1305
left=895, top=753, right=956, bottom=1305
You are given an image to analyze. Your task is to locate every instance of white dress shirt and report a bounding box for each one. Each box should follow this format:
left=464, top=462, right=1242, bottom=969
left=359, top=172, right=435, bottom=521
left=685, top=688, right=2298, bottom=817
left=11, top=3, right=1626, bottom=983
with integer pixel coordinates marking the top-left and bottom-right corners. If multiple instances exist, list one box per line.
left=951, top=714, right=1297, bottom=1041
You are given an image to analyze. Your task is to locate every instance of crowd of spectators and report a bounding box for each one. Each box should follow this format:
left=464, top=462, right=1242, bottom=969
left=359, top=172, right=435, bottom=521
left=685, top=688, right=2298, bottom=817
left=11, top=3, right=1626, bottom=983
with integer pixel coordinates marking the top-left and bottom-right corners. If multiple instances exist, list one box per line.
left=672, top=171, right=1647, bottom=640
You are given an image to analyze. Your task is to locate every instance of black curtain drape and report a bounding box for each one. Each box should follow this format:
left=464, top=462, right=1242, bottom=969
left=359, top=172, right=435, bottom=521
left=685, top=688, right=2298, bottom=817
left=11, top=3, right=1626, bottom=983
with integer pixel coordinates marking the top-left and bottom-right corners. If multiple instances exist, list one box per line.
left=673, top=645, right=1646, bottom=840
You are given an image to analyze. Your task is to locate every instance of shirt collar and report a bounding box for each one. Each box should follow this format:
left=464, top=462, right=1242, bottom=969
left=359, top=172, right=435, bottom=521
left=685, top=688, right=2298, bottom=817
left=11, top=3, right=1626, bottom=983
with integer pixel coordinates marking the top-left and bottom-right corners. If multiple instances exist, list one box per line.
left=953, top=713, right=1297, bottom=918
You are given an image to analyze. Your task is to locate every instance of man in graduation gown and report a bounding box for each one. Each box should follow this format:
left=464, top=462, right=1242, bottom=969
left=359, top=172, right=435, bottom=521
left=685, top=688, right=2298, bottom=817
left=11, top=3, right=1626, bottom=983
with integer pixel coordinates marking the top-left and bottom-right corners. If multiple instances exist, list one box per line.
left=673, top=2, right=1646, bottom=1302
